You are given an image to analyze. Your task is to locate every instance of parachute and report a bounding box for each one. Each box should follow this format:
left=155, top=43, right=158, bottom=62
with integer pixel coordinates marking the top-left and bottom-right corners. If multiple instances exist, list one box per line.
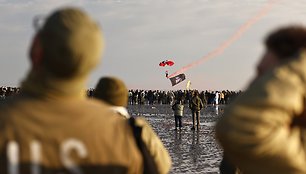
left=159, top=60, right=175, bottom=79
left=158, top=59, right=188, bottom=86
left=159, top=60, right=174, bottom=67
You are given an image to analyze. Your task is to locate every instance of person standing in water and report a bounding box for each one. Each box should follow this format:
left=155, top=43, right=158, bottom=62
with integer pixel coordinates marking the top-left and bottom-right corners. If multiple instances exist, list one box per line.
left=172, top=98, right=184, bottom=130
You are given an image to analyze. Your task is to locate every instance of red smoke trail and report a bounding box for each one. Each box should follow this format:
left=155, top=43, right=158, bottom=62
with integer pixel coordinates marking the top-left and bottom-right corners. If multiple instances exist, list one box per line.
left=168, top=0, right=279, bottom=78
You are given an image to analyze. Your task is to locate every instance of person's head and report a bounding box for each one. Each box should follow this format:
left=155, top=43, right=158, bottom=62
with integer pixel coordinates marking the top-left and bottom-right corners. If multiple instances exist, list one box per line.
left=93, top=76, right=129, bottom=107
left=193, top=90, right=199, bottom=97
left=29, top=7, right=104, bottom=80
left=175, top=97, right=182, bottom=104
left=257, top=25, right=306, bottom=76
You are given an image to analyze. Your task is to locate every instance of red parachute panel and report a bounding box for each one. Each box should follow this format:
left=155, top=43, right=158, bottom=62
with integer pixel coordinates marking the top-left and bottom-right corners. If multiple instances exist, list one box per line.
left=159, top=60, right=174, bottom=67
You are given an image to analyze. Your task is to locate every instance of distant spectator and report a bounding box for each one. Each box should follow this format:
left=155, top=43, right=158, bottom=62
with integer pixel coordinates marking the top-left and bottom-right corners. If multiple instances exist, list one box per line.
left=172, top=98, right=184, bottom=130
left=189, top=90, right=204, bottom=130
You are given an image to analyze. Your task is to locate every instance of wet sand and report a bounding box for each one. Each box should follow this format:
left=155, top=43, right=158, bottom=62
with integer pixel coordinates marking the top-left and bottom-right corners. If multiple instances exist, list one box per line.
left=128, top=104, right=225, bottom=174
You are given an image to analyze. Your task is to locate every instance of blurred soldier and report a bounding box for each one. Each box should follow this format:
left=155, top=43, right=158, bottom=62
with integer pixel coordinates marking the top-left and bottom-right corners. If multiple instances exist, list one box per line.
left=93, top=76, right=130, bottom=118
left=216, top=25, right=306, bottom=174
left=0, top=7, right=171, bottom=174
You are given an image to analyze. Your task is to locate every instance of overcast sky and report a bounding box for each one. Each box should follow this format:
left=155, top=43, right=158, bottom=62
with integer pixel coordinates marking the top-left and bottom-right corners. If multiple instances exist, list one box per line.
left=0, top=0, right=305, bottom=91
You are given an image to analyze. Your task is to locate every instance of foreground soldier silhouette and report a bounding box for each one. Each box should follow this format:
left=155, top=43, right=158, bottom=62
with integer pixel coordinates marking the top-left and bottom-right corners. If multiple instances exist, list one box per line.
left=0, top=7, right=171, bottom=174
left=216, top=25, right=306, bottom=174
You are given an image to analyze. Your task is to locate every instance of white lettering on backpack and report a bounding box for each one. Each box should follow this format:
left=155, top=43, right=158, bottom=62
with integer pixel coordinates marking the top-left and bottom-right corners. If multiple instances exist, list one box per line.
left=61, top=139, right=87, bottom=174
left=7, top=141, right=19, bottom=174
left=7, top=139, right=88, bottom=174
left=31, top=140, right=41, bottom=174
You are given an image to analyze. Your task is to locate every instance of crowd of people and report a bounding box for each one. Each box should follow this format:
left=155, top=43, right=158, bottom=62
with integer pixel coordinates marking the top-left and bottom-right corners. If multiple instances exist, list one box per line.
left=1, top=86, right=241, bottom=106
left=0, top=86, right=20, bottom=99
left=88, top=88, right=241, bottom=105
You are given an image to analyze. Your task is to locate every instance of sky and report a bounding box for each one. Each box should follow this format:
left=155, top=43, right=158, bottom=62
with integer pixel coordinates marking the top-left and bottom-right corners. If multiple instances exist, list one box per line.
left=0, top=0, right=305, bottom=91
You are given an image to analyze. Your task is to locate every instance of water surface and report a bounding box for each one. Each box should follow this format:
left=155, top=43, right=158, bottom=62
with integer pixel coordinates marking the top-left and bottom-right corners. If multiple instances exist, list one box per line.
left=128, top=104, right=225, bottom=174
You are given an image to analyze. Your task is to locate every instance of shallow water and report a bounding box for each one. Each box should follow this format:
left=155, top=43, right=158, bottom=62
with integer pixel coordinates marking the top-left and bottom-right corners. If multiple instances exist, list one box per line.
left=127, top=104, right=225, bottom=174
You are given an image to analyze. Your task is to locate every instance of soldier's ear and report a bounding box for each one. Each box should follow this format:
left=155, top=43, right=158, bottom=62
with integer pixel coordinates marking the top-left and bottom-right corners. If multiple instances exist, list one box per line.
left=29, top=33, right=43, bottom=70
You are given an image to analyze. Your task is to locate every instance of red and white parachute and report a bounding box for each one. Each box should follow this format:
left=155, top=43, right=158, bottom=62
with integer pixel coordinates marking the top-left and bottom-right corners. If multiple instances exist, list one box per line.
left=159, top=60, right=175, bottom=78
left=159, top=60, right=174, bottom=67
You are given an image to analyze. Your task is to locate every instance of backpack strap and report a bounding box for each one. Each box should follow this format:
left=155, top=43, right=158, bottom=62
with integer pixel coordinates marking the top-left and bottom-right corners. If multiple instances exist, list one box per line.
left=128, top=117, right=142, bottom=147
left=128, top=117, right=158, bottom=174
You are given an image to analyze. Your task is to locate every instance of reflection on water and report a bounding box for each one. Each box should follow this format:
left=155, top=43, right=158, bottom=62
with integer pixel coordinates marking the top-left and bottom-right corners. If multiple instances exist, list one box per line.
left=128, top=105, right=225, bottom=174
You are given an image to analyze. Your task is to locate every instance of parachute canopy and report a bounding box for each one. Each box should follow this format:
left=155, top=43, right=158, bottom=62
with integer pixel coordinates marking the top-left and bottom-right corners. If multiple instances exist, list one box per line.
left=159, top=60, right=174, bottom=67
